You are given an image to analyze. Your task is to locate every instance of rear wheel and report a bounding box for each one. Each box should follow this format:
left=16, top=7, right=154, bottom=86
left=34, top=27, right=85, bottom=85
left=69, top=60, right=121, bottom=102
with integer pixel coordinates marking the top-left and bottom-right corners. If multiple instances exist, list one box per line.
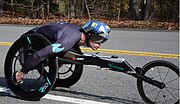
left=137, top=60, right=179, bottom=104
left=4, top=34, right=57, bottom=100
left=54, top=64, right=83, bottom=87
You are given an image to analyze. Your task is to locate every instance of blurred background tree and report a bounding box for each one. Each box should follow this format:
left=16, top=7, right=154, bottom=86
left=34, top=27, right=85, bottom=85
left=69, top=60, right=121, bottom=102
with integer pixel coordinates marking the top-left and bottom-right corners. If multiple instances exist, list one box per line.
left=0, top=0, right=179, bottom=22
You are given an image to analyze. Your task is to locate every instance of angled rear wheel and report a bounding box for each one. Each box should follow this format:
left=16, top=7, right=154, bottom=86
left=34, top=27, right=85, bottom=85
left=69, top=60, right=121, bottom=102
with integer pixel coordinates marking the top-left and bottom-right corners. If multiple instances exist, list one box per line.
left=4, top=33, right=57, bottom=100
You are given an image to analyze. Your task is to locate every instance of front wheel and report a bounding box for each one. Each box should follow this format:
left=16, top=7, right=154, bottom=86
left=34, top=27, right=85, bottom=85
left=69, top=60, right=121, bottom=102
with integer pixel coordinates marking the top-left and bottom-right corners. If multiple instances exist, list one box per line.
left=137, top=60, right=179, bottom=104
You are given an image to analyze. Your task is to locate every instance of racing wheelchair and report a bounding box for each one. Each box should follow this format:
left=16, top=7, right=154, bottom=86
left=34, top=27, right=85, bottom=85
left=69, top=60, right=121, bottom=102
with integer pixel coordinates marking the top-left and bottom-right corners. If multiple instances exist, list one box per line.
left=4, top=33, right=179, bottom=103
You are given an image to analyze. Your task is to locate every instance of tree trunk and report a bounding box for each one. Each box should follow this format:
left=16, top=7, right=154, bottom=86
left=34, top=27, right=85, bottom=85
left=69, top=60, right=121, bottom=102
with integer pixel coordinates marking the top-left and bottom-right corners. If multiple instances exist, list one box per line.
left=81, top=0, right=85, bottom=18
left=45, top=0, right=49, bottom=19
left=58, top=0, right=61, bottom=12
left=129, top=0, right=141, bottom=20
left=69, top=0, right=76, bottom=18
left=36, top=0, right=41, bottom=18
left=84, top=0, right=91, bottom=20
left=0, top=0, right=3, bottom=16
left=41, top=3, right=44, bottom=19
left=11, top=0, right=15, bottom=17
left=143, top=0, right=151, bottom=20
left=25, top=0, right=33, bottom=18
left=118, top=0, right=122, bottom=21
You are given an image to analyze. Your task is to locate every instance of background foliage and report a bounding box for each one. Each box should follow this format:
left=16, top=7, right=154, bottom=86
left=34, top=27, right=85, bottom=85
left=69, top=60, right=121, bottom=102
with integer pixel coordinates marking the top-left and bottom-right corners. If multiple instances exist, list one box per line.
left=0, top=0, right=179, bottom=29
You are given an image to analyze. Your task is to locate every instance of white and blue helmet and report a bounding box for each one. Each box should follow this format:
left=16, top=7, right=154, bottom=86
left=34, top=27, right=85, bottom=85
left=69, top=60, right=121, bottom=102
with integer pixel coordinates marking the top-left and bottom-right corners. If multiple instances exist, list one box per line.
left=82, top=20, right=111, bottom=44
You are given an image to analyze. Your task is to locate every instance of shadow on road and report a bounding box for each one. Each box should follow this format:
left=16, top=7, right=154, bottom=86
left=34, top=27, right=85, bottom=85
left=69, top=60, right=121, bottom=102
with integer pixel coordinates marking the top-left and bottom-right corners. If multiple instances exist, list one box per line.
left=52, top=88, right=144, bottom=104
left=0, top=77, right=8, bottom=87
left=0, top=77, right=143, bottom=103
left=0, top=77, right=11, bottom=96
left=0, top=77, right=41, bottom=101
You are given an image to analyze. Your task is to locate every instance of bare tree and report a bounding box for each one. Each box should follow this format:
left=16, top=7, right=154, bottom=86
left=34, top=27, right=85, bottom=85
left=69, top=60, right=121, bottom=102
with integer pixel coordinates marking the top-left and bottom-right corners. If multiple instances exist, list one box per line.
left=11, top=0, right=15, bottom=17
left=129, top=0, right=141, bottom=20
left=25, top=0, right=33, bottom=18
left=69, top=0, right=76, bottom=18
left=0, top=0, right=3, bottom=16
left=142, top=0, right=151, bottom=20
left=43, top=0, right=50, bottom=19
left=118, top=0, right=123, bottom=20
left=84, top=0, right=91, bottom=20
left=0, top=0, right=178, bottom=22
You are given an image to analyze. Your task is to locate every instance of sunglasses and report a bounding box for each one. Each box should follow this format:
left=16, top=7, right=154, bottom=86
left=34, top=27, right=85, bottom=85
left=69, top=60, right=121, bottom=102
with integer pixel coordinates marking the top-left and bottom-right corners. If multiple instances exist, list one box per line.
left=92, top=38, right=108, bottom=45
left=89, top=33, right=109, bottom=44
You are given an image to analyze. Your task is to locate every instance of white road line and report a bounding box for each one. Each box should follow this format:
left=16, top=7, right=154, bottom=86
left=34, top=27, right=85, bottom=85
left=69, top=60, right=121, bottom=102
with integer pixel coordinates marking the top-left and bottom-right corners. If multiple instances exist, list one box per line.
left=43, top=94, right=110, bottom=104
left=0, top=86, right=109, bottom=104
left=0, top=87, right=12, bottom=95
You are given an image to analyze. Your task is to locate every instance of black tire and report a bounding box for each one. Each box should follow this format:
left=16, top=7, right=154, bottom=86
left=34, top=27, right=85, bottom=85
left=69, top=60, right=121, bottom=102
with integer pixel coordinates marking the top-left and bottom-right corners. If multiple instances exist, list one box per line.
left=54, top=64, right=83, bottom=87
left=137, top=60, right=179, bottom=104
left=4, top=33, right=57, bottom=100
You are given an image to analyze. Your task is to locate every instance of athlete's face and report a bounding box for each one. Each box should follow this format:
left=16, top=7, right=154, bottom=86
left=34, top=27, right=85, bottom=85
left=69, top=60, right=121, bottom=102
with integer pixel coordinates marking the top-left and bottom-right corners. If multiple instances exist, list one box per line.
left=88, top=40, right=101, bottom=50
left=80, top=33, right=101, bottom=50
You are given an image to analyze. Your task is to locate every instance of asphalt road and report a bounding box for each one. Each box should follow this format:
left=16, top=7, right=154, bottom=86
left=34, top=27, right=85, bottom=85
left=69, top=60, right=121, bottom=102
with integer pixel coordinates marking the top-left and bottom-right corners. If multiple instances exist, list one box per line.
left=0, top=25, right=179, bottom=104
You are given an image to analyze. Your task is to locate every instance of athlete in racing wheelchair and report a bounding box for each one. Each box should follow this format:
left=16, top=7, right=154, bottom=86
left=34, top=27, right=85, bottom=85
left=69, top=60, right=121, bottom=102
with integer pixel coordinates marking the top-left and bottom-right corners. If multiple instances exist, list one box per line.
left=12, top=20, right=111, bottom=85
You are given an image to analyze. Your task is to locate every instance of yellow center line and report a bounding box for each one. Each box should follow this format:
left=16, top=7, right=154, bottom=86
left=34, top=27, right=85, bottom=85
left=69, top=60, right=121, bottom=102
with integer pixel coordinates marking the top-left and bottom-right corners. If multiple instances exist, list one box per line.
left=81, top=48, right=180, bottom=59
left=0, top=42, right=13, bottom=46
left=0, top=42, right=179, bottom=59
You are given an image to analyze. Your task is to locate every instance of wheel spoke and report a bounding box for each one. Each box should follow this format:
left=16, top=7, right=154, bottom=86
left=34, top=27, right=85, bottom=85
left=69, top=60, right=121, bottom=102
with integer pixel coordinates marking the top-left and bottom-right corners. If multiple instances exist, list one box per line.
left=162, top=69, right=170, bottom=82
left=68, top=65, right=74, bottom=72
left=14, top=55, right=20, bottom=59
left=165, top=77, right=179, bottom=84
left=154, top=89, right=162, bottom=102
left=143, top=83, right=159, bottom=93
left=157, top=66, right=163, bottom=81
left=161, top=90, right=168, bottom=104
left=64, top=64, right=74, bottom=72
left=146, top=69, right=154, bottom=78
left=60, top=68, right=67, bottom=74
left=64, top=65, right=70, bottom=69
left=59, top=65, right=73, bottom=74
left=165, top=86, right=179, bottom=90
left=165, top=87, right=178, bottom=101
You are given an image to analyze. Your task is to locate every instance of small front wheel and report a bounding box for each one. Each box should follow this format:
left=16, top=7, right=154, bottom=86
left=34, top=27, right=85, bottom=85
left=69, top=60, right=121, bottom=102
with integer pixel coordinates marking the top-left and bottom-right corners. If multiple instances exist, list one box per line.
left=137, top=60, right=179, bottom=104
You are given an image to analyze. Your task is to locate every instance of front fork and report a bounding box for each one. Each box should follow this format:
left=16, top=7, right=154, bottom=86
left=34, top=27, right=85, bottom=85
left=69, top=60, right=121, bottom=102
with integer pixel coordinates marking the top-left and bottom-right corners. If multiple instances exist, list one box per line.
left=135, top=73, right=166, bottom=89
left=127, top=67, right=165, bottom=89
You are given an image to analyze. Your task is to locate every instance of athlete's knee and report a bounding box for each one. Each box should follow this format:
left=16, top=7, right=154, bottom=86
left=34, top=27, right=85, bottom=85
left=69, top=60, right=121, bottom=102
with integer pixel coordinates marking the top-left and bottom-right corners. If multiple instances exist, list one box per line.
left=51, top=43, right=65, bottom=53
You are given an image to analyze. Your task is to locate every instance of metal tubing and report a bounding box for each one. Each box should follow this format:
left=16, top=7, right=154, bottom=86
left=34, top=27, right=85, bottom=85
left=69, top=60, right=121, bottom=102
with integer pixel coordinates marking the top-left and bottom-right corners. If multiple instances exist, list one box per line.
left=132, top=74, right=165, bottom=89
